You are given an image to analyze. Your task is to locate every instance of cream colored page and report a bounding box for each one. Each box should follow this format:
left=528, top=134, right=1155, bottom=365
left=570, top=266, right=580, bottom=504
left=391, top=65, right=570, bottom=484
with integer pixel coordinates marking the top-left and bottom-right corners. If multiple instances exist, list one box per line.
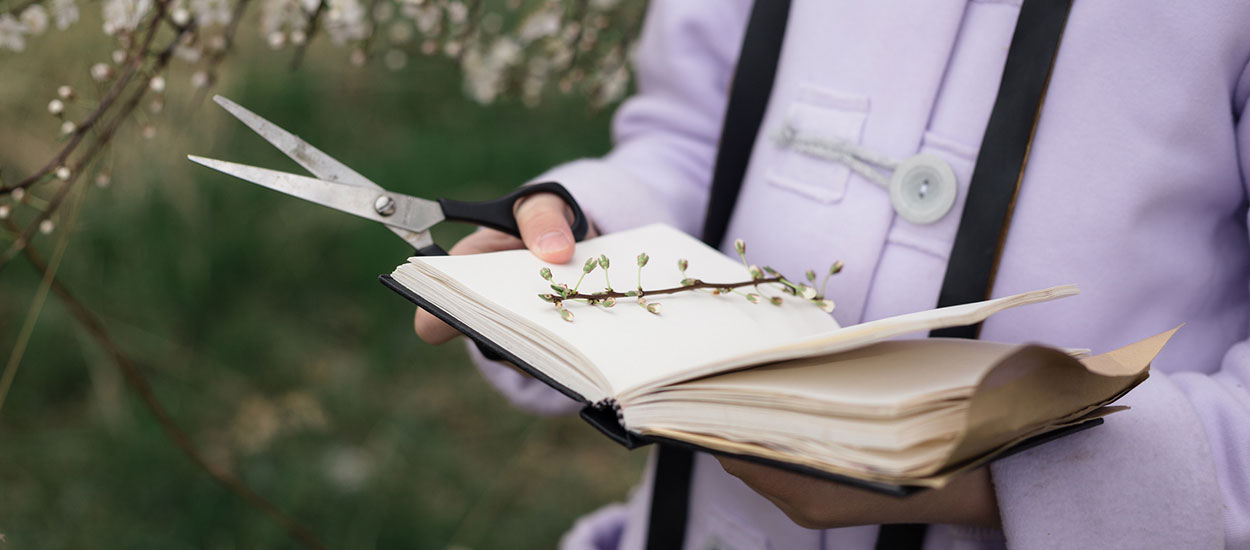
left=409, top=224, right=841, bottom=395
left=656, top=339, right=1025, bottom=413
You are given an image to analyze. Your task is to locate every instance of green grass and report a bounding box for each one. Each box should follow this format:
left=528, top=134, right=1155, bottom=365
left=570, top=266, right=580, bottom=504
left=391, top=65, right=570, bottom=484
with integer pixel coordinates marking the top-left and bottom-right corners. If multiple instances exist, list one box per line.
left=0, top=34, right=646, bottom=549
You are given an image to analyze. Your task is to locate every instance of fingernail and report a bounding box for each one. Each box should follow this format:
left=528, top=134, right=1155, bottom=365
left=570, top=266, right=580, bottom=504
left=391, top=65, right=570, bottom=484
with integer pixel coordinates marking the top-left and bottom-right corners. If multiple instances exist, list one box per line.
left=535, top=231, right=571, bottom=254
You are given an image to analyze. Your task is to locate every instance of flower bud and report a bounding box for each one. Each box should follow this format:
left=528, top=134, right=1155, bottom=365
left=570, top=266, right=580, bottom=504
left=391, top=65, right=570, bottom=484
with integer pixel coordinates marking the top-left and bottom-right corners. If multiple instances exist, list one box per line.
left=749, top=265, right=762, bottom=279
left=677, top=258, right=688, bottom=272
left=680, top=278, right=696, bottom=286
left=815, top=299, right=836, bottom=313
left=799, top=285, right=817, bottom=300
left=805, top=269, right=816, bottom=282
left=646, top=302, right=662, bottom=315
left=598, top=254, right=609, bottom=269
left=769, top=296, right=784, bottom=306
left=636, top=296, right=646, bottom=306
left=746, top=293, right=760, bottom=304
left=602, top=297, right=616, bottom=308
left=550, top=283, right=569, bottom=297
left=734, top=239, right=745, bottom=255
left=626, top=290, right=638, bottom=297
left=539, top=267, right=552, bottom=280
left=57, top=85, right=74, bottom=100
left=559, top=308, right=575, bottom=322
left=636, top=252, right=649, bottom=267
left=830, top=260, right=844, bottom=275
left=583, top=256, right=597, bottom=273
left=538, top=293, right=557, bottom=302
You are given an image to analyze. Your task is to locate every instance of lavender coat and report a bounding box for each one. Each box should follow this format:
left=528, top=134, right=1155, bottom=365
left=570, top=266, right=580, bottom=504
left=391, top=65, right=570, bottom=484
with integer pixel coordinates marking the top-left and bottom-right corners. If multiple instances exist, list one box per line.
left=471, top=1, right=1250, bottom=548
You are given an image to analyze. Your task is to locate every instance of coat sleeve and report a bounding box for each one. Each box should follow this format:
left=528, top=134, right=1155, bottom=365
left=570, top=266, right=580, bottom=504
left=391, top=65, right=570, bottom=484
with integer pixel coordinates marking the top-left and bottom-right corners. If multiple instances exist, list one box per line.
left=991, top=68, right=1250, bottom=549
left=470, top=0, right=752, bottom=415
left=530, top=0, right=752, bottom=236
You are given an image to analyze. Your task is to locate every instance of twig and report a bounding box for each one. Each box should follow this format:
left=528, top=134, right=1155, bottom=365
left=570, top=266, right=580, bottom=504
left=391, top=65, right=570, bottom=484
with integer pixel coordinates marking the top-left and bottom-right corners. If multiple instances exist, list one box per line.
left=9, top=219, right=328, bottom=550
left=563, top=276, right=785, bottom=301
left=289, top=0, right=326, bottom=70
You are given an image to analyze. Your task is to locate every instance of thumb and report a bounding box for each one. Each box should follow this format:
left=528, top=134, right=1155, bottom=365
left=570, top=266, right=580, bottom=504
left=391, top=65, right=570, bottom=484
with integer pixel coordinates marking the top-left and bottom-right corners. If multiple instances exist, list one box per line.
left=514, top=192, right=577, bottom=264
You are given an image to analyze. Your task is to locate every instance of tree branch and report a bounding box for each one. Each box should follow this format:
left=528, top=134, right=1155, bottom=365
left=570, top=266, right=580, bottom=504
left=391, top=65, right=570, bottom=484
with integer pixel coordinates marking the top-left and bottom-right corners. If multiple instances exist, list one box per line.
left=8, top=219, right=327, bottom=550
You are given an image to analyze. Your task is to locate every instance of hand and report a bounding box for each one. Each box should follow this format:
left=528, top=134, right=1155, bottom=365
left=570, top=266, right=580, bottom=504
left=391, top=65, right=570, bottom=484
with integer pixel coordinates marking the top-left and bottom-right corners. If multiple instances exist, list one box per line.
left=412, top=191, right=596, bottom=344
left=716, top=457, right=1001, bottom=530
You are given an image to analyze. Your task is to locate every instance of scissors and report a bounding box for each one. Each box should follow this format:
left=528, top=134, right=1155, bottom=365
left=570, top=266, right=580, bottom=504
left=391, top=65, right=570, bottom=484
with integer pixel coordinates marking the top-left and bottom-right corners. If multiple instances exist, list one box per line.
left=188, top=95, right=590, bottom=256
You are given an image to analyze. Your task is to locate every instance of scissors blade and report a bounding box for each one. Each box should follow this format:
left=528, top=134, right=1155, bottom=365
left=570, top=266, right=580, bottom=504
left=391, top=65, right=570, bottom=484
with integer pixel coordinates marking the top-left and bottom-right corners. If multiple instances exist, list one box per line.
left=211, top=95, right=435, bottom=248
left=188, top=155, right=446, bottom=234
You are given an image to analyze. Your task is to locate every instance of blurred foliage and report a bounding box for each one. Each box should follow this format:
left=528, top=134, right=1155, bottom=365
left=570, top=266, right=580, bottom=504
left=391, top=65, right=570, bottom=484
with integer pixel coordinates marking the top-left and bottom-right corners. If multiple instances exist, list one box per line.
left=0, top=18, right=645, bottom=549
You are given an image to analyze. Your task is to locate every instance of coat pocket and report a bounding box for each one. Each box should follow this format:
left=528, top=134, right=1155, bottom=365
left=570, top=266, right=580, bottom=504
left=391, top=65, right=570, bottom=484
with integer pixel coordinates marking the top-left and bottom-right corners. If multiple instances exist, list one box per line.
left=766, top=85, right=870, bottom=204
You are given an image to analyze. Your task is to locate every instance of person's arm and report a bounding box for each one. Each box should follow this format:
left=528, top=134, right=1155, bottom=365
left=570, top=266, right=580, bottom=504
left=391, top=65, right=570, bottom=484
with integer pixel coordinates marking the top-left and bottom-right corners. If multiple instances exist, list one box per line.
left=415, top=0, right=753, bottom=414
left=530, top=0, right=752, bottom=236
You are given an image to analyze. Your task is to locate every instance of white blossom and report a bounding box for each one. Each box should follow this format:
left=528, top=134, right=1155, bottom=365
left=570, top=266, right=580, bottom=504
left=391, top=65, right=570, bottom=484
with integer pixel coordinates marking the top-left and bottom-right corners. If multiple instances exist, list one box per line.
left=324, top=0, right=369, bottom=45
left=102, top=0, right=152, bottom=35
left=517, top=5, right=561, bottom=43
left=90, top=62, right=112, bottom=81
left=149, top=75, right=165, bottom=92
left=260, top=0, right=307, bottom=38
left=48, top=99, right=65, bottom=115
left=51, top=0, right=78, bottom=30
left=192, top=0, right=232, bottom=26
left=0, top=14, right=27, bottom=52
left=406, top=4, right=440, bottom=35
left=190, top=70, right=209, bottom=87
left=445, top=0, right=467, bottom=24
left=461, top=38, right=521, bottom=104
left=21, top=5, right=50, bottom=35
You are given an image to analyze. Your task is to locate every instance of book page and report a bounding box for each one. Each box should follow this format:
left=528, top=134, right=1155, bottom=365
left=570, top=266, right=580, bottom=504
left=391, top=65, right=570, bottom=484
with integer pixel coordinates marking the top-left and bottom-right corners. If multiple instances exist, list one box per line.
left=633, top=339, right=1026, bottom=416
left=403, top=224, right=841, bottom=397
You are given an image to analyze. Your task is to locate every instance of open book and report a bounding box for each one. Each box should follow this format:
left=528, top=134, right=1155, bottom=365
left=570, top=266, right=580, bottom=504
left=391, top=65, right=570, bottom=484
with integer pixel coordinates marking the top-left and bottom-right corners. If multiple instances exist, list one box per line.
left=383, top=224, right=1171, bottom=492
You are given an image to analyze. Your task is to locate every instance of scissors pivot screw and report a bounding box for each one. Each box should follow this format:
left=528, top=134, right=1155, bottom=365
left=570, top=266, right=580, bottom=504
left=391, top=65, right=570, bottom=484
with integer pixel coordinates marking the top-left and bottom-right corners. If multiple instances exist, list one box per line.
left=373, top=195, right=397, bottom=217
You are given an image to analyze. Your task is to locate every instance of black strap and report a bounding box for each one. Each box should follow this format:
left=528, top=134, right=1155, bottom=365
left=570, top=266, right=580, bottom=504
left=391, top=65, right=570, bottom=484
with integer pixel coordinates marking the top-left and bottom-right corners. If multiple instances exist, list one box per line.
left=698, top=0, right=794, bottom=251
left=646, top=2, right=793, bottom=550
left=931, top=0, right=1073, bottom=339
left=656, top=1, right=1073, bottom=549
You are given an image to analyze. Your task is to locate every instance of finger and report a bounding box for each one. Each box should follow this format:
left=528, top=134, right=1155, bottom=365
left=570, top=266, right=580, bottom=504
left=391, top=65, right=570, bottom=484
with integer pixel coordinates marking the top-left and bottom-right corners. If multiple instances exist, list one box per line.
left=514, top=192, right=576, bottom=264
left=414, top=308, right=460, bottom=344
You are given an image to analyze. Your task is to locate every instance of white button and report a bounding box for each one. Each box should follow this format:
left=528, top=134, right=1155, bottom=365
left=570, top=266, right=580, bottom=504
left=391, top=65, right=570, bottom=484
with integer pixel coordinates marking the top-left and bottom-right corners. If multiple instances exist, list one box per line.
left=888, top=154, right=957, bottom=224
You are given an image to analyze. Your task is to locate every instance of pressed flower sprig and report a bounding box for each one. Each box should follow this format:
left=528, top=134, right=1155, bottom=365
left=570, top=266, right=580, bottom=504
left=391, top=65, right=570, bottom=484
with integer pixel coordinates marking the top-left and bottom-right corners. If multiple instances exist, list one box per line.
left=538, top=239, right=843, bottom=322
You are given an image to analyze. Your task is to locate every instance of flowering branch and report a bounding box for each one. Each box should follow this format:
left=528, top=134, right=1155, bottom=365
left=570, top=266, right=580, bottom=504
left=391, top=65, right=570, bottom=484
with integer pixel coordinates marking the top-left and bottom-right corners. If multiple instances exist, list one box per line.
left=539, top=239, right=843, bottom=322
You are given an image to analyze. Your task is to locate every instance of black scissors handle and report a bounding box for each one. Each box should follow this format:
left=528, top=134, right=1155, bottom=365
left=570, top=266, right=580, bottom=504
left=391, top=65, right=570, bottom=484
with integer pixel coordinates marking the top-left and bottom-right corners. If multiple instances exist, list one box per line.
left=414, top=182, right=591, bottom=256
